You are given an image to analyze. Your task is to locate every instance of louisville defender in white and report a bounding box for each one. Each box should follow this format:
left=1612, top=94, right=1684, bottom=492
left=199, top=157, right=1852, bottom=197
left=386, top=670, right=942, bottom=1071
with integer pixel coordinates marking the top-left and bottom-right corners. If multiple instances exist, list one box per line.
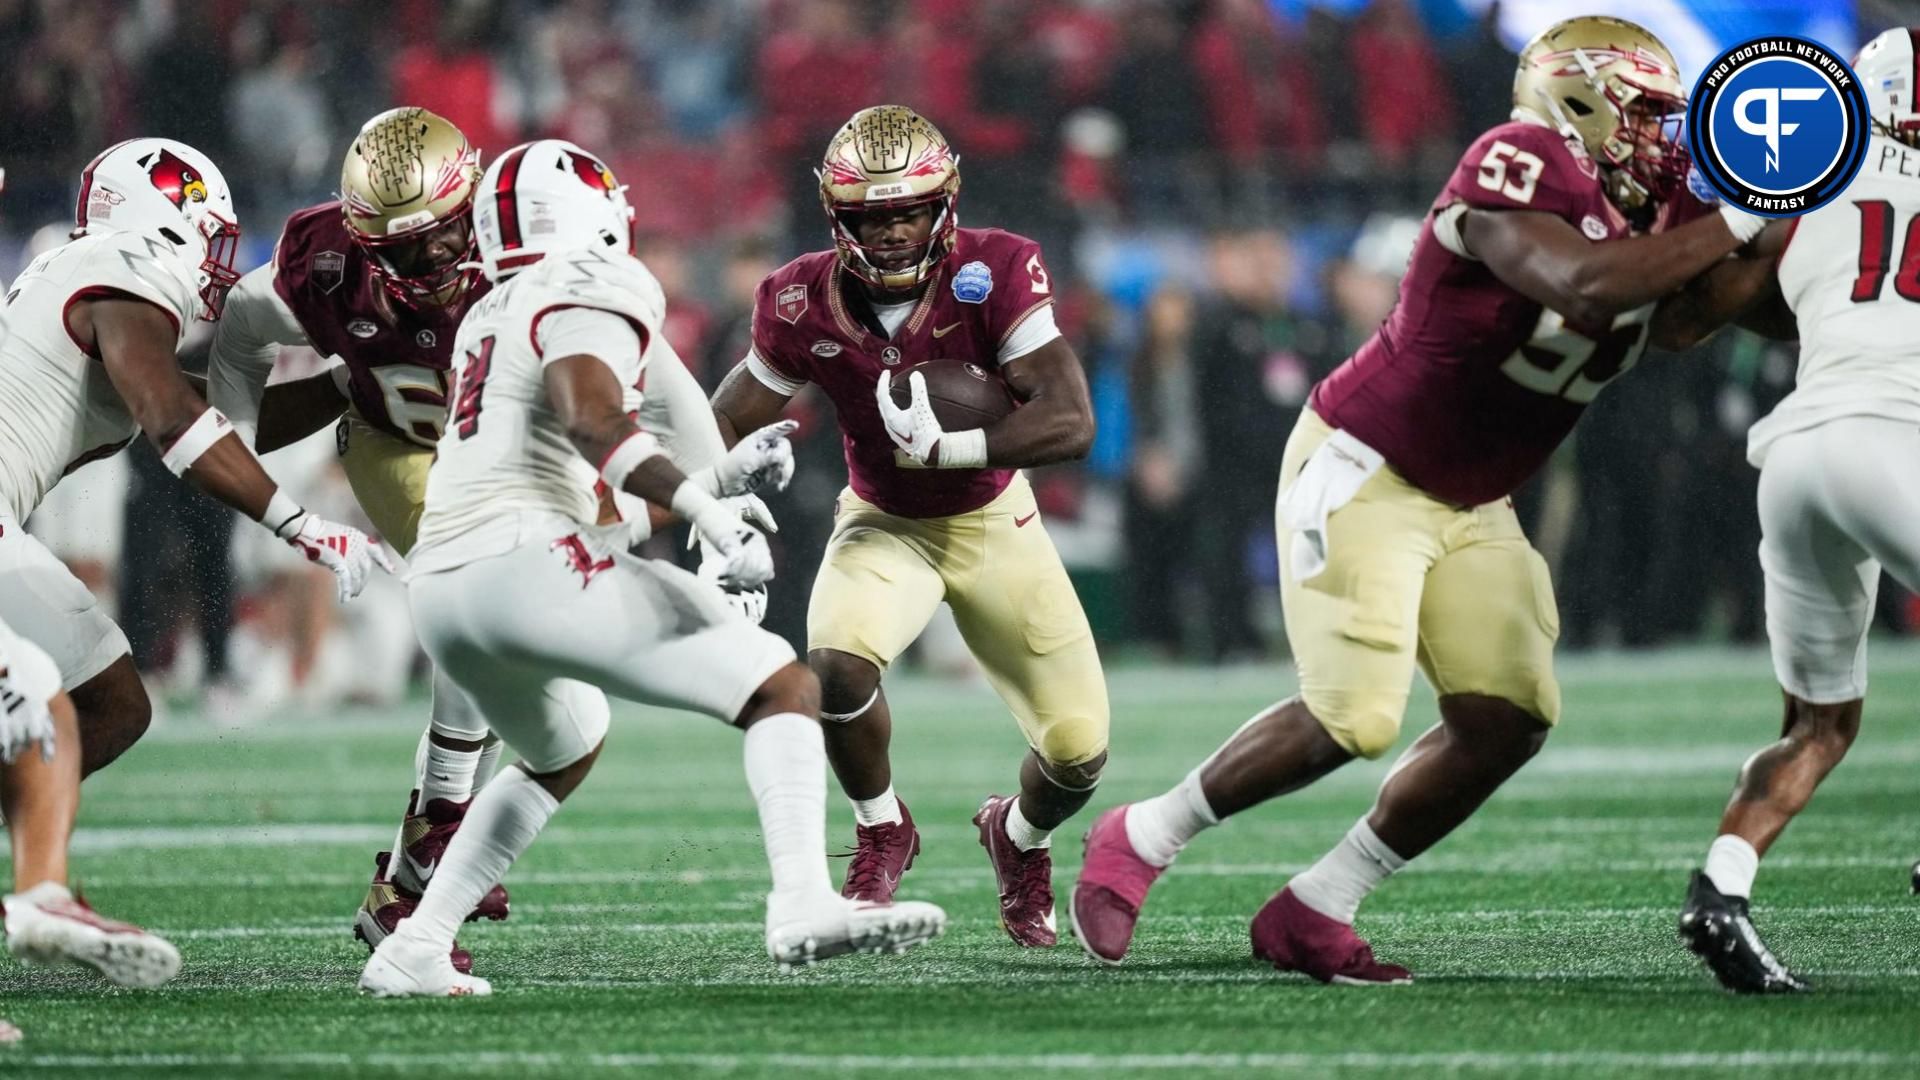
left=1658, top=28, right=1920, bottom=994
left=358, top=140, right=944, bottom=998
left=2, top=617, right=179, bottom=988
left=0, top=139, right=389, bottom=779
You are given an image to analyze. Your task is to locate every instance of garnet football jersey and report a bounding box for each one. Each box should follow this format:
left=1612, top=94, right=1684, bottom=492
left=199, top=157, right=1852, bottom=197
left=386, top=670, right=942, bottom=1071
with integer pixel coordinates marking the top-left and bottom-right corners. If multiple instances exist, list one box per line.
left=0, top=230, right=199, bottom=522
left=747, top=227, right=1058, bottom=519
left=212, top=201, right=484, bottom=448
left=1310, top=120, right=1711, bottom=507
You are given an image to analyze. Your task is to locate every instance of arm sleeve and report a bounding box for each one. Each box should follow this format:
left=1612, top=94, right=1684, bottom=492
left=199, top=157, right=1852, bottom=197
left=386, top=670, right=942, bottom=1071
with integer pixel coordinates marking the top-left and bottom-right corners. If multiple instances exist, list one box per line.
left=207, top=263, right=310, bottom=445
left=638, top=336, right=728, bottom=474
left=996, top=303, right=1060, bottom=364
left=533, top=306, right=647, bottom=387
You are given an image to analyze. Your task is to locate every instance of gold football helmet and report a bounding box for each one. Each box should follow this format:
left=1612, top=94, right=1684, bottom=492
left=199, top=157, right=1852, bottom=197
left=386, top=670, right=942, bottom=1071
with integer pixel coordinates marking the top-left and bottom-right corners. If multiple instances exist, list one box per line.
left=1513, top=16, right=1689, bottom=209
left=340, top=107, right=483, bottom=307
left=817, top=105, right=961, bottom=292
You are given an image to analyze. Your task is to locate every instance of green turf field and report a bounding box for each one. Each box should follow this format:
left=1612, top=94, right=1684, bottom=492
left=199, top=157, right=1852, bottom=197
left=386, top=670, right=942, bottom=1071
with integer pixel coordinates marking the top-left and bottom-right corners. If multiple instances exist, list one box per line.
left=3, top=646, right=1918, bottom=1077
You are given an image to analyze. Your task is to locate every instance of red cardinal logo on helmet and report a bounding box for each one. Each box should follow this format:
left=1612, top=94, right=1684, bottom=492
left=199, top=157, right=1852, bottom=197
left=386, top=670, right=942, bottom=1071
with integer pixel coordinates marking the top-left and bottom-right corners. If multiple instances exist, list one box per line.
left=562, top=150, right=618, bottom=197
left=145, top=148, right=209, bottom=209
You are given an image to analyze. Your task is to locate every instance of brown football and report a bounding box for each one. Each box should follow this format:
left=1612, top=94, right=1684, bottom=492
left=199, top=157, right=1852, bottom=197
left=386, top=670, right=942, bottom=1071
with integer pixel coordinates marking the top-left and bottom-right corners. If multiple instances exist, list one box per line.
left=889, top=359, right=1017, bottom=429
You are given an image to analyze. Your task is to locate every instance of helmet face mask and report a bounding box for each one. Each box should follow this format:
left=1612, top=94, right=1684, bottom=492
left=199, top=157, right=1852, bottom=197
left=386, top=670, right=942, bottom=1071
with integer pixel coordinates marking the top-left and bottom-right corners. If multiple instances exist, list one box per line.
left=357, top=214, right=476, bottom=308
left=340, top=107, right=483, bottom=309
left=817, top=105, right=961, bottom=293
left=1512, top=16, right=1689, bottom=210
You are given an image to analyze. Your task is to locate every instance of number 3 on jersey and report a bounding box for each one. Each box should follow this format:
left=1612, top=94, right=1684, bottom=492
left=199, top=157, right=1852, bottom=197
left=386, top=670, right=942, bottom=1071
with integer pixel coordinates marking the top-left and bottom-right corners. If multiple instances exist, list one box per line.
left=451, top=336, right=495, bottom=440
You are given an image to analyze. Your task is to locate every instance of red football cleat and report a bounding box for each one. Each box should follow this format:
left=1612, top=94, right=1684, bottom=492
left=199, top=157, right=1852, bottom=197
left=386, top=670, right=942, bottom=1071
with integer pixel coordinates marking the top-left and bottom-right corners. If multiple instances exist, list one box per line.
left=390, top=792, right=511, bottom=921
left=1070, top=805, right=1167, bottom=965
left=353, top=852, right=474, bottom=974
left=839, top=800, right=921, bottom=904
left=974, top=795, right=1057, bottom=947
left=1250, top=887, right=1412, bottom=985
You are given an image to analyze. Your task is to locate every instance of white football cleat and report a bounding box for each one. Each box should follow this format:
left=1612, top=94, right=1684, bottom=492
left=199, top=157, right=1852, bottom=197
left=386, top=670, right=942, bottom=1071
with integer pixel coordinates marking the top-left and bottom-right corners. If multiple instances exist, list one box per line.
left=359, top=934, right=492, bottom=998
left=3, top=883, right=180, bottom=989
left=765, top=891, right=946, bottom=972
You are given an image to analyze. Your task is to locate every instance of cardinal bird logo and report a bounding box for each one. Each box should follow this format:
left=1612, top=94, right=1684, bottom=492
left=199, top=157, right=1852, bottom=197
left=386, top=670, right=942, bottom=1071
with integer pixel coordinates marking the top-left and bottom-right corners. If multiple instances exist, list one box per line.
left=144, top=148, right=208, bottom=208
left=562, top=150, right=619, bottom=197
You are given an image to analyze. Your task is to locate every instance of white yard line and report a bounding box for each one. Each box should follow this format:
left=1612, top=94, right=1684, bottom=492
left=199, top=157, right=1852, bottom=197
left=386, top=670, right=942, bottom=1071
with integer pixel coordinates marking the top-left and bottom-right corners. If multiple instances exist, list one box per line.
left=10, top=1050, right=1920, bottom=1072
left=157, top=903, right=1920, bottom=941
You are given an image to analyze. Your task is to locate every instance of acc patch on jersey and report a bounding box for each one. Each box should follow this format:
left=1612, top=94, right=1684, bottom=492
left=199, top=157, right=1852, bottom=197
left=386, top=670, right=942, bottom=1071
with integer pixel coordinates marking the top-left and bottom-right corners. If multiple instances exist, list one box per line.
left=952, top=260, right=993, bottom=304
left=312, top=251, right=346, bottom=295
left=348, top=318, right=378, bottom=339
left=811, top=340, right=842, bottom=357
left=776, top=283, right=808, bottom=324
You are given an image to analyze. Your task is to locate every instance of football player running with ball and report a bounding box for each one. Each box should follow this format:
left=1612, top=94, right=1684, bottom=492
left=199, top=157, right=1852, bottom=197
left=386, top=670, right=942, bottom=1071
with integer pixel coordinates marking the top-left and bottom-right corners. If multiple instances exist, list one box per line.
left=1073, top=16, right=1783, bottom=981
left=1654, top=28, right=1920, bottom=995
left=358, top=140, right=945, bottom=997
left=709, top=106, right=1107, bottom=947
left=0, top=139, right=386, bottom=786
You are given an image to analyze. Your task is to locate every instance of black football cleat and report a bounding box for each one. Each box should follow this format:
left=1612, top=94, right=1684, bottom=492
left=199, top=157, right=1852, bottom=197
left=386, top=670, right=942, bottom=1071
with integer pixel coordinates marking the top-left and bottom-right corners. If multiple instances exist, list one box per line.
left=1910, top=859, right=1919, bottom=896
left=1678, top=871, right=1807, bottom=995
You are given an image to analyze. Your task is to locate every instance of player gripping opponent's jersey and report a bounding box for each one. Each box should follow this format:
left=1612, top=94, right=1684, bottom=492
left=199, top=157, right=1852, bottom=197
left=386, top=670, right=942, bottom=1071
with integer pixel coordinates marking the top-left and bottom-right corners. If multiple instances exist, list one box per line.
left=1074, top=15, right=1780, bottom=982
left=359, top=139, right=943, bottom=998
left=712, top=106, right=1109, bottom=949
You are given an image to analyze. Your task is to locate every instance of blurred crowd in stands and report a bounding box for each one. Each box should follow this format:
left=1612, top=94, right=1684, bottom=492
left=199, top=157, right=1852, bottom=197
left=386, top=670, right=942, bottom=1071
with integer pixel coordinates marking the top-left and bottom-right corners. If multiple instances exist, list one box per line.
left=0, top=0, right=1881, bottom=714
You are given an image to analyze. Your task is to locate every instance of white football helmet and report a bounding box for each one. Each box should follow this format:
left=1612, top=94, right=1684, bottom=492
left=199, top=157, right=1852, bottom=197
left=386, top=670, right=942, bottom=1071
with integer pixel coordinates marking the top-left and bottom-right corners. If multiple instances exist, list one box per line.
left=1855, top=28, right=1920, bottom=148
left=472, top=139, right=633, bottom=282
left=73, top=138, right=242, bottom=319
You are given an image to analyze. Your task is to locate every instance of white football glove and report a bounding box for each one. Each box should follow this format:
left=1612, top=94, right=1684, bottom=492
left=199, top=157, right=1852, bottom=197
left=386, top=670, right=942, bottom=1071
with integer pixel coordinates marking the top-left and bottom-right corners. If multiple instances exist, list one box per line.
left=0, top=650, right=57, bottom=766
left=274, top=512, right=396, bottom=603
left=684, top=500, right=774, bottom=592
left=697, top=420, right=798, bottom=496
left=876, top=369, right=944, bottom=466
left=694, top=495, right=777, bottom=623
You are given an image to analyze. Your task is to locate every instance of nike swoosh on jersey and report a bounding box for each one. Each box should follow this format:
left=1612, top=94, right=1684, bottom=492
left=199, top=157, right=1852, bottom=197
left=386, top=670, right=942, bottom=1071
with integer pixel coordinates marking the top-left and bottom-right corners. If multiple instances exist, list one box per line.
left=932, top=322, right=960, bottom=338
left=1014, top=511, right=1037, bottom=527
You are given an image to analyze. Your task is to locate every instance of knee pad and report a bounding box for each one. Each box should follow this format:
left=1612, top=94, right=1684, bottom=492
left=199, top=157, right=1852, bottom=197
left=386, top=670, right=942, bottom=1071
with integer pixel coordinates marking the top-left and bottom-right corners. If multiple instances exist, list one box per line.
left=1307, top=689, right=1405, bottom=759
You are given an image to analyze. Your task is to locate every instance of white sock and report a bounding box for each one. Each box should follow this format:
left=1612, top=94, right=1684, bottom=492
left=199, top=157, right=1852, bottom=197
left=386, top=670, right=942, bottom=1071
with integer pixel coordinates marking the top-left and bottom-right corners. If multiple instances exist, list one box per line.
left=851, top=786, right=903, bottom=827
left=1704, top=834, right=1760, bottom=899
left=420, top=740, right=482, bottom=808
left=474, top=738, right=505, bottom=790
left=1005, top=798, right=1051, bottom=851
left=744, top=713, right=832, bottom=899
left=1125, top=767, right=1220, bottom=867
left=397, top=768, right=558, bottom=947
left=1288, top=820, right=1407, bottom=924
left=6, top=881, right=72, bottom=907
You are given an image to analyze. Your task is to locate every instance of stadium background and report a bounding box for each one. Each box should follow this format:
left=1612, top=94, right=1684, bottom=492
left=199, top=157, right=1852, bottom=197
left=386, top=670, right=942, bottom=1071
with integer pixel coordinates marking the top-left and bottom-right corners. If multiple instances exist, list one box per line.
left=0, top=0, right=1894, bottom=710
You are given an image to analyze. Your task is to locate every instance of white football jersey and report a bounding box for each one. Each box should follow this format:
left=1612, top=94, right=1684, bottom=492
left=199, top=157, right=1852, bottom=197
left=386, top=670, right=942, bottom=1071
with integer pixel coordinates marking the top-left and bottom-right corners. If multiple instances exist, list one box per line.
left=0, top=231, right=198, bottom=522
left=412, top=246, right=690, bottom=572
left=1750, top=135, right=1920, bottom=466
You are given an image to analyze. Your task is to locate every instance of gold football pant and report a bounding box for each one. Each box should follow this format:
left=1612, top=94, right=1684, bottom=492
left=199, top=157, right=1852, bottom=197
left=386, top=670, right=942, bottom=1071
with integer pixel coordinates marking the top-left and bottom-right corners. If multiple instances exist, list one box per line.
left=807, top=473, right=1109, bottom=768
left=335, top=411, right=434, bottom=558
left=1278, top=409, right=1561, bottom=759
